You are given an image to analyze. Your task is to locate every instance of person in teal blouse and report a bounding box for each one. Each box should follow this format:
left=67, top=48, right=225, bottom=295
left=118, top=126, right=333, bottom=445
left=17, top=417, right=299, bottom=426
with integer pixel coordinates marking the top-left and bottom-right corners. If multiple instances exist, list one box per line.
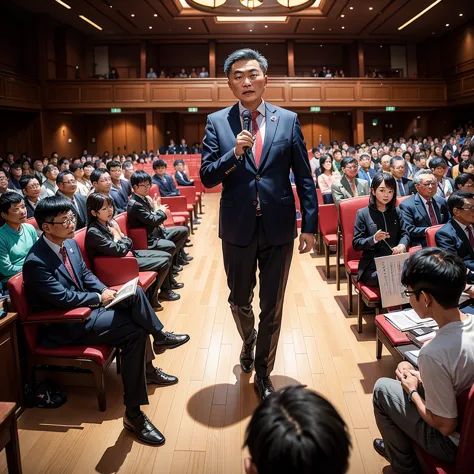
left=0, top=192, right=38, bottom=287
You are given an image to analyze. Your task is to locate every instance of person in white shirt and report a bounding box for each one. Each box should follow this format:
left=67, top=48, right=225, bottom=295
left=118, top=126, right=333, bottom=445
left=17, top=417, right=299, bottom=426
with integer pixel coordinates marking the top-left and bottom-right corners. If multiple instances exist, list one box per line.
left=373, top=248, right=474, bottom=473
left=39, top=164, right=59, bottom=198
left=199, top=66, right=209, bottom=78
left=147, top=67, right=157, bottom=79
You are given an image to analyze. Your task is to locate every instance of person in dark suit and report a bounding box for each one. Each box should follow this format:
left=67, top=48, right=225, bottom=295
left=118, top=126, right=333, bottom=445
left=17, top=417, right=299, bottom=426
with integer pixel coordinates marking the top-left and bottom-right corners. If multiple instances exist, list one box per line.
left=151, top=160, right=180, bottom=196
left=20, top=175, right=41, bottom=218
left=167, top=140, right=177, bottom=155
left=127, top=170, right=190, bottom=275
left=107, top=161, right=131, bottom=213
left=429, top=157, right=455, bottom=198
left=200, top=48, right=318, bottom=400
left=353, top=173, right=410, bottom=287
left=390, top=156, right=413, bottom=197
left=357, top=153, right=376, bottom=185
left=331, top=157, right=370, bottom=208
left=23, top=196, right=189, bottom=445
left=178, top=139, right=189, bottom=155
left=174, top=159, right=195, bottom=186
left=435, top=191, right=474, bottom=283
left=399, top=169, right=450, bottom=247
left=56, top=171, right=88, bottom=230
left=8, top=163, right=22, bottom=191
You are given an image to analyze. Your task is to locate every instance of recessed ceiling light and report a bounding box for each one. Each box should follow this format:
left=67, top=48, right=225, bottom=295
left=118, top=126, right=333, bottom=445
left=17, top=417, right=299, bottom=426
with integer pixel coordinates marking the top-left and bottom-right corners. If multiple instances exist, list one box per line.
left=250, top=29, right=252, bottom=31
left=341, top=14, right=345, bottom=17
left=369, top=7, right=373, bottom=10
left=55, top=0, right=71, bottom=9
left=341, top=26, right=345, bottom=29
left=265, top=25, right=268, bottom=28
left=188, top=26, right=192, bottom=29
left=109, top=4, right=112, bottom=8
left=380, top=45, right=383, bottom=47
left=312, top=27, right=315, bottom=30
left=349, top=6, right=353, bottom=10
left=149, top=26, right=152, bottom=29
left=329, top=28, right=332, bottom=31
left=131, top=13, right=135, bottom=17
left=446, top=23, right=449, bottom=27
left=154, top=13, right=158, bottom=17
left=320, top=44, right=322, bottom=47
left=237, top=8, right=240, bottom=11
left=459, top=13, right=463, bottom=16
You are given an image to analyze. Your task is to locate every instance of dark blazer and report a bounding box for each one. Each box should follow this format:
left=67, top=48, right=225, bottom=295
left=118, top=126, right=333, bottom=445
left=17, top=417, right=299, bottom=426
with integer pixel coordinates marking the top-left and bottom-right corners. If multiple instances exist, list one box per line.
left=175, top=171, right=194, bottom=186
left=200, top=102, right=318, bottom=246
left=399, top=194, right=449, bottom=247
left=24, top=197, right=37, bottom=218
left=110, top=180, right=130, bottom=214
left=394, top=176, right=414, bottom=197
left=22, top=235, right=106, bottom=346
left=127, top=192, right=167, bottom=245
left=167, top=146, right=177, bottom=155
left=357, top=168, right=376, bottom=184
left=152, top=173, right=180, bottom=196
left=178, top=145, right=189, bottom=154
left=435, top=218, right=474, bottom=283
left=56, top=191, right=87, bottom=230
left=353, top=205, right=410, bottom=280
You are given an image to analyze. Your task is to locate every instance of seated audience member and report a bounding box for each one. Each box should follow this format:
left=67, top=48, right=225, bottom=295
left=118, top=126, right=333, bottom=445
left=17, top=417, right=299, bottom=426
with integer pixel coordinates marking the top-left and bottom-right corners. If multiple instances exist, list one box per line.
left=459, top=158, right=474, bottom=175
left=390, top=156, right=412, bottom=196
left=56, top=170, right=88, bottom=230
left=174, top=159, right=194, bottom=186
left=178, top=68, right=187, bottom=78
left=412, top=152, right=428, bottom=175
left=107, top=161, right=131, bottom=213
left=127, top=171, right=190, bottom=272
left=58, top=157, right=70, bottom=171
left=244, top=385, right=351, bottom=474
left=189, top=68, right=198, bottom=78
left=191, top=142, right=202, bottom=154
left=147, top=67, right=157, bottom=79
left=33, top=159, right=45, bottom=184
left=23, top=196, right=189, bottom=445
left=332, top=149, right=343, bottom=173
left=0, top=193, right=37, bottom=287
left=331, top=156, right=369, bottom=208
left=449, top=146, right=471, bottom=179
left=429, top=157, right=454, bottom=198
left=435, top=191, right=474, bottom=282
left=373, top=248, right=474, bottom=473
left=442, top=147, right=456, bottom=168
left=0, top=170, right=21, bottom=196
left=454, top=173, right=474, bottom=192
left=95, top=160, right=107, bottom=170
left=178, top=139, right=189, bottom=155
left=399, top=170, right=449, bottom=247
left=90, top=168, right=113, bottom=198
left=20, top=175, right=42, bottom=218
left=152, top=160, right=180, bottom=196
left=167, top=140, right=177, bottom=155
left=309, top=148, right=321, bottom=176
left=8, top=163, right=22, bottom=190
left=70, top=163, right=88, bottom=196
left=357, top=153, right=376, bottom=185
left=353, top=173, right=409, bottom=287
left=199, top=66, right=209, bottom=78
left=107, top=68, right=119, bottom=79
left=81, top=161, right=94, bottom=192
left=39, top=164, right=59, bottom=198
left=403, top=151, right=415, bottom=179
left=379, top=154, right=392, bottom=174
left=85, top=193, right=182, bottom=310
left=317, top=155, right=340, bottom=204
left=122, top=160, right=134, bottom=181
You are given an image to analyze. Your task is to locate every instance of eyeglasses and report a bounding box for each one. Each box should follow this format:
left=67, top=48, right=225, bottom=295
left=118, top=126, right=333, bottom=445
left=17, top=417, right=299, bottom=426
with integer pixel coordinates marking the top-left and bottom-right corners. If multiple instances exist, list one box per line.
left=0, top=176, right=8, bottom=181
left=419, top=182, right=437, bottom=187
left=138, top=183, right=151, bottom=189
left=62, top=179, right=77, bottom=185
left=26, top=184, right=41, bottom=190
left=460, top=205, right=474, bottom=211
left=45, top=215, right=77, bottom=228
left=403, top=289, right=422, bottom=297
left=344, top=166, right=358, bottom=170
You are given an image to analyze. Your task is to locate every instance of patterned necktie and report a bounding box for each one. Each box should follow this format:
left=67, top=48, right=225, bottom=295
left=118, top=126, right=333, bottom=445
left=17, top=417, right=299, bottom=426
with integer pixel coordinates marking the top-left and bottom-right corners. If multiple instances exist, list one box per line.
left=467, top=226, right=474, bottom=249
left=252, top=110, right=263, bottom=168
left=59, top=246, right=80, bottom=287
left=426, top=200, right=438, bottom=226
left=398, top=179, right=405, bottom=196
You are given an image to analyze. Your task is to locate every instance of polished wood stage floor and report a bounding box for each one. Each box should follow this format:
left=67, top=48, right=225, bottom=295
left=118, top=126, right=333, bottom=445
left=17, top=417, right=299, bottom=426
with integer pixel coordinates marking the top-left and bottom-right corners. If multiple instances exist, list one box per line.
left=1, top=194, right=396, bottom=474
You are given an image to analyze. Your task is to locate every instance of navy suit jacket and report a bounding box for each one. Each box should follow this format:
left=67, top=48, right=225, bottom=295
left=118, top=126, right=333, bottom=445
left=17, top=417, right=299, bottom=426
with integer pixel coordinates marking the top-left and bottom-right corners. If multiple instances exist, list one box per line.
left=399, top=194, right=449, bottom=247
left=357, top=168, right=376, bottom=184
left=23, top=236, right=106, bottom=346
left=395, top=177, right=414, bottom=197
left=435, top=219, right=474, bottom=282
left=152, top=173, right=180, bottom=196
left=175, top=171, right=194, bottom=186
left=200, top=102, right=318, bottom=246
left=24, top=197, right=36, bottom=219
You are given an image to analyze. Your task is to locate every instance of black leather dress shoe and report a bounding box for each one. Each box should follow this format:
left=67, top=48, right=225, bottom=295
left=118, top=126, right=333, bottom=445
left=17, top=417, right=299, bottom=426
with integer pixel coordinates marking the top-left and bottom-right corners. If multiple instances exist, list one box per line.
left=182, top=254, right=193, bottom=262
left=159, top=289, right=180, bottom=301
left=184, top=242, right=193, bottom=248
left=240, top=330, right=257, bottom=373
left=179, top=259, right=190, bottom=266
left=171, top=280, right=184, bottom=289
left=173, top=265, right=183, bottom=273
left=254, top=376, right=275, bottom=401
left=123, top=412, right=165, bottom=446
left=193, top=219, right=200, bottom=225
left=146, top=367, right=178, bottom=386
left=153, top=332, right=190, bottom=354
left=373, top=439, right=389, bottom=460
left=151, top=301, right=164, bottom=312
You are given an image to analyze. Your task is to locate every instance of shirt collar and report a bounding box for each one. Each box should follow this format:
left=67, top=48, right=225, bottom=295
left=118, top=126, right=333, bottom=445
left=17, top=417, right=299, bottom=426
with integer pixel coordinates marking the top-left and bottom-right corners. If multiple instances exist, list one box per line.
left=239, top=100, right=266, bottom=118
left=454, top=219, right=471, bottom=232
left=43, top=235, right=64, bottom=261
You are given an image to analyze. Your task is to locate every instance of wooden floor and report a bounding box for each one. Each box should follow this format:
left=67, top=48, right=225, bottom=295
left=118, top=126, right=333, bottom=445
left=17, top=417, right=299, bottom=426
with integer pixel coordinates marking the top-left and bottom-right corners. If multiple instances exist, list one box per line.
left=0, top=193, right=397, bottom=474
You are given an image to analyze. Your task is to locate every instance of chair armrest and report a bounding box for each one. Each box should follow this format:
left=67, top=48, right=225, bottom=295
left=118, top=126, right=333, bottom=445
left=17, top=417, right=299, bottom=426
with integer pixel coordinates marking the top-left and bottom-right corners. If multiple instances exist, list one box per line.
left=94, top=254, right=139, bottom=286
left=161, top=196, right=188, bottom=212
left=25, top=307, right=92, bottom=325
left=128, top=228, right=148, bottom=250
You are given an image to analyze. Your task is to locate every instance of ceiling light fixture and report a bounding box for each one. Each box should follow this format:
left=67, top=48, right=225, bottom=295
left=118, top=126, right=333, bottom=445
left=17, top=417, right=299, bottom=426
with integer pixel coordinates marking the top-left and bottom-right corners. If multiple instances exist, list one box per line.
left=312, top=27, right=315, bottom=30
left=55, top=0, right=71, bottom=9
left=149, top=26, right=152, bottom=29
left=459, top=13, right=463, bottom=16
left=154, top=13, right=158, bottom=17
left=240, top=0, right=263, bottom=10
left=216, top=15, right=287, bottom=22
left=189, top=26, right=192, bottom=29
left=349, top=6, right=353, bottom=10
left=398, top=0, right=443, bottom=31
left=131, top=13, right=135, bottom=17
left=369, top=6, right=373, bottom=10
left=446, top=23, right=449, bottom=26
left=79, top=15, right=102, bottom=30
left=341, top=26, right=345, bottom=29
left=277, top=0, right=310, bottom=7
left=341, top=14, right=345, bottom=18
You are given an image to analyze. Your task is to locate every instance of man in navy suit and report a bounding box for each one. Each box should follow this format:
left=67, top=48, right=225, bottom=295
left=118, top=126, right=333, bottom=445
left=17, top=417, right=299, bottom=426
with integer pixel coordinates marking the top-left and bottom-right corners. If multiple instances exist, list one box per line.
left=200, top=49, right=318, bottom=400
left=23, top=196, right=190, bottom=445
left=399, top=169, right=449, bottom=247
left=357, top=153, right=376, bottom=185
left=390, top=157, right=413, bottom=196
left=436, top=190, right=474, bottom=282
left=152, top=159, right=180, bottom=196
left=56, top=171, right=88, bottom=230
left=174, top=159, right=195, bottom=186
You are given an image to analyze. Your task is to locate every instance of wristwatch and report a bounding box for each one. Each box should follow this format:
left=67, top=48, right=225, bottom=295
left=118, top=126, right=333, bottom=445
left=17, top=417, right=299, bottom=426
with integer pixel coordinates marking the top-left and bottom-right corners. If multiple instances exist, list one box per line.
left=408, top=389, right=418, bottom=403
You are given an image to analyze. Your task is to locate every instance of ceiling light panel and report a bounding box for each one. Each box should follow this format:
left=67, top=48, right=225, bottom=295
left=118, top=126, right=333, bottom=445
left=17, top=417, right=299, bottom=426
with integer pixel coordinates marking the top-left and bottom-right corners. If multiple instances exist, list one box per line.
left=398, top=0, right=443, bottom=31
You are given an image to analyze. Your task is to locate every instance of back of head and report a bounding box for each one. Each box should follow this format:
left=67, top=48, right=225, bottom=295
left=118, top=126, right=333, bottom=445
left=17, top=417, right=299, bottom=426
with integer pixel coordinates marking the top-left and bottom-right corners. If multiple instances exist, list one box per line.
left=244, top=386, right=350, bottom=474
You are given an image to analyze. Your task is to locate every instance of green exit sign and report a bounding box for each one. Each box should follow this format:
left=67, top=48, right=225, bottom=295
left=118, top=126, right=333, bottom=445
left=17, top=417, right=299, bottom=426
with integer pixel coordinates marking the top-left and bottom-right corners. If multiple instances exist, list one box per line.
left=386, top=106, right=396, bottom=112
left=111, top=108, right=122, bottom=113
left=310, top=106, right=321, bottom=112
left=188, top=107, right=199, bottom=113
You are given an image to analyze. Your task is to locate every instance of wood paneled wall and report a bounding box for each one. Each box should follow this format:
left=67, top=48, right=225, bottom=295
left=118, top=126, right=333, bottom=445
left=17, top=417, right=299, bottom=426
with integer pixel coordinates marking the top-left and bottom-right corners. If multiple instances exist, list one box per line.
left=108, top=44, right=141, bottom=79
left=299, top=113, right=353, bottom=149
left=364, top=43, right=391, bottom=75
left=155, top=44, right=209, bottom=77
left=294, top=43, right=346, bottom=77
left=0, top=110, right=41, bottom=159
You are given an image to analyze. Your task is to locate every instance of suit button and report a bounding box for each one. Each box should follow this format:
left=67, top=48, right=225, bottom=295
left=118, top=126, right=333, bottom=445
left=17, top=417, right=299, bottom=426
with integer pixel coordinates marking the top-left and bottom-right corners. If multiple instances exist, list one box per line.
left=256, top=175, right=261, bottom=181
left=252, top=200, right=258, bottom=206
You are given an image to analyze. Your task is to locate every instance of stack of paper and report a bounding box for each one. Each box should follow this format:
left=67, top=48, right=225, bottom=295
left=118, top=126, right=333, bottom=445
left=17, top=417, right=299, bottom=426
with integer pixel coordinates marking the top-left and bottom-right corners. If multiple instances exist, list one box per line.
left=385, top=309, right=438, bottom=331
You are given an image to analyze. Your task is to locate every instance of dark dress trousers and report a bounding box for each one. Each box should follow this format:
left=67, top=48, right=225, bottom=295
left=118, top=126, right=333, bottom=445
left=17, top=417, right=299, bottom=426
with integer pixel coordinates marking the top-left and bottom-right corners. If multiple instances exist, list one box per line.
left=200, top=101, right=318, bottom=378
left=353, top=205, right=410, bottom=287
left=435, top=218, right=474, bottom=283
left=175, top=171, right=194, bottom=186
left=22, top=235, right=164, bottom=408
left=399, top=194, right=449, bottom=247
left=85, top=220, right=173, bottom=302
left=152, top=174, right=180, bottom=197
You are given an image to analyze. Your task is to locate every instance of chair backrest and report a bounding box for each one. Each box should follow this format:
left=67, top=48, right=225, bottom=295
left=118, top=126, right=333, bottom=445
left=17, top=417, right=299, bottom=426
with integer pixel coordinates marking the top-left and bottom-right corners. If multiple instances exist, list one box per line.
left=426, top=224, right=444, bottom=247
left=456, top=383, right=474, bottom=473
left=316, top=188, right=324, bottom=206
left=26, top=217, right=39, bottom=230
left=73, top=227, right=91, bottom=269
left=7, top=273, right=38, bottom=353
left=396, top=195, right=412, bottom=206
left=339, top=196, right=370, bottom=267
left=149, top=184, right=159, bottom=198
left=114, top=212, right=128, bottom=235
left=163, top=208, right=175, bottom=226
left=318, top=203, right=338, bottom=236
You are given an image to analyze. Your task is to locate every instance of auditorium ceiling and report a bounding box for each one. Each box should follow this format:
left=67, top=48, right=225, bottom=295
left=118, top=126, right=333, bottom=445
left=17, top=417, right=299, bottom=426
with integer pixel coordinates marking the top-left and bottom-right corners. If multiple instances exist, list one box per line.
left=11, top=0, right=474, bottom=41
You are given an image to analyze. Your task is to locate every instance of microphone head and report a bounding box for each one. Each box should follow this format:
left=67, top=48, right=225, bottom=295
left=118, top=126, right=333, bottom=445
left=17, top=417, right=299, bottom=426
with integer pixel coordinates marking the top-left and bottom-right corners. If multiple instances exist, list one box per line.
left=242, top=109, right=252, bottom=132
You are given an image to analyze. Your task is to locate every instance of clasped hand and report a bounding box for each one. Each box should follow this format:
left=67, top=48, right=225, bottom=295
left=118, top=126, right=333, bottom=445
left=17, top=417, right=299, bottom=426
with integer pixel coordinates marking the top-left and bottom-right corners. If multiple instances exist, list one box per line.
left=234, top=130, right=254, bottom=156
left=100, top=288, right=117, bottom=306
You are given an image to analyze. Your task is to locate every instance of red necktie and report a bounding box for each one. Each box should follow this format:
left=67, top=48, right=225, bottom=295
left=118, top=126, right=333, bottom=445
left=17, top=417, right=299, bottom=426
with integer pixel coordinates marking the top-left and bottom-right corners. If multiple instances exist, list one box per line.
left=252, top=110, right=263, bottom=168
left=60, top=247, right=80, bottom=287
left=426, top=200, right=438, bottom=226
left=467, top=226, right=474, bottom=249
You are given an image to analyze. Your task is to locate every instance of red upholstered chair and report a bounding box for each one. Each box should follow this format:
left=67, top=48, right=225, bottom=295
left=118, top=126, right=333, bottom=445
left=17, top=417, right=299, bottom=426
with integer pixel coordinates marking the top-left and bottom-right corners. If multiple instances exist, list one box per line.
left=291, top=185, right=302, bottom=229
left=426, top=224, right=444, bottom=247
left=115, top=211, right=148, bottom=250
left=26, top=217, right=39, bottom=230
left=396, top=195, right=412, bottom=206
left=319, top=203, right=338, bottom=278
left=338, top=196, right=370, bottom=316
left=148, top=184, right=190, bottom=227
left=316, top=188, right=324, bottom=206
left=8, top=273, right=117, bottom=411
left=413, top=383, right=474, bottom=474
left=177, top=186, right=199, bottom=225
left=375, top=314, right=411, bottom=360
left=160, top=195, right=193, bottom=232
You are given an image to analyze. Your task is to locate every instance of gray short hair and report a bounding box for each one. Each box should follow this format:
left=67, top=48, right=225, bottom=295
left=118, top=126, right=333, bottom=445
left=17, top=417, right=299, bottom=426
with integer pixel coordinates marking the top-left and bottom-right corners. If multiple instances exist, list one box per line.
left=413, top=169, right=434, bottom=185
left=390, top=156, right=405, bottom=168
left=224, top=49, right=268, bottom=77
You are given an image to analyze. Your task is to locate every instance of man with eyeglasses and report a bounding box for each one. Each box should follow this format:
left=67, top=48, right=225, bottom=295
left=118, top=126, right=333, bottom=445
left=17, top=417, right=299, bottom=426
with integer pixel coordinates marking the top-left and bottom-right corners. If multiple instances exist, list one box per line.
left=331, top=156, right=369, bottom=208
left=0, top=169, right=21, bottom=197
left=56, top=170, right=88, bottom=230
left=390, top=156, right=413, bottom=197
left=400, top=169, right=450, bottom=247
left=20, top=175, right=42, bottom=218
left=39, top=164, right=59, bottom=199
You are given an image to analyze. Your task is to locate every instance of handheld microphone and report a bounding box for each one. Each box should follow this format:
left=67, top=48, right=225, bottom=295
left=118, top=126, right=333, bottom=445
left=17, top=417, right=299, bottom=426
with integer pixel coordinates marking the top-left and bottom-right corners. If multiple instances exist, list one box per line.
left=242, top=110, right=252, bottom=152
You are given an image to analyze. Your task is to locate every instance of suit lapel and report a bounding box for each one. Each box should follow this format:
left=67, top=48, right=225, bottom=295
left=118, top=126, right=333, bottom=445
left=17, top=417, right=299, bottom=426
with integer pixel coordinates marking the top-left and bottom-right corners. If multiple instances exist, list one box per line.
left=452, top=220, right=474, bottom=258
left=414, top=194, right=431, bottom=226
left=341, top=177, right=353, bottom=197
left=258, top=103, right=279, bottom=171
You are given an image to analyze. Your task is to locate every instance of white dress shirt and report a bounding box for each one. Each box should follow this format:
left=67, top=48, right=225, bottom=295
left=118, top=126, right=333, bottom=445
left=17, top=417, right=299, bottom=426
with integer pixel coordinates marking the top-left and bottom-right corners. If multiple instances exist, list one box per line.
left=238, top=100, right=266, bottom=158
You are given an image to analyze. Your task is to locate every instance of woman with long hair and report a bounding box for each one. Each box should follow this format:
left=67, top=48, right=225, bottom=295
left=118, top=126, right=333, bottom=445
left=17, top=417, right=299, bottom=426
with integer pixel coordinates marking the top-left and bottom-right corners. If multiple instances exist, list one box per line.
left=402, top=150, right=415, bottom=179
left=317, top=154, right=340, bottom=204
left=353, top=173, right=410, bottom=287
